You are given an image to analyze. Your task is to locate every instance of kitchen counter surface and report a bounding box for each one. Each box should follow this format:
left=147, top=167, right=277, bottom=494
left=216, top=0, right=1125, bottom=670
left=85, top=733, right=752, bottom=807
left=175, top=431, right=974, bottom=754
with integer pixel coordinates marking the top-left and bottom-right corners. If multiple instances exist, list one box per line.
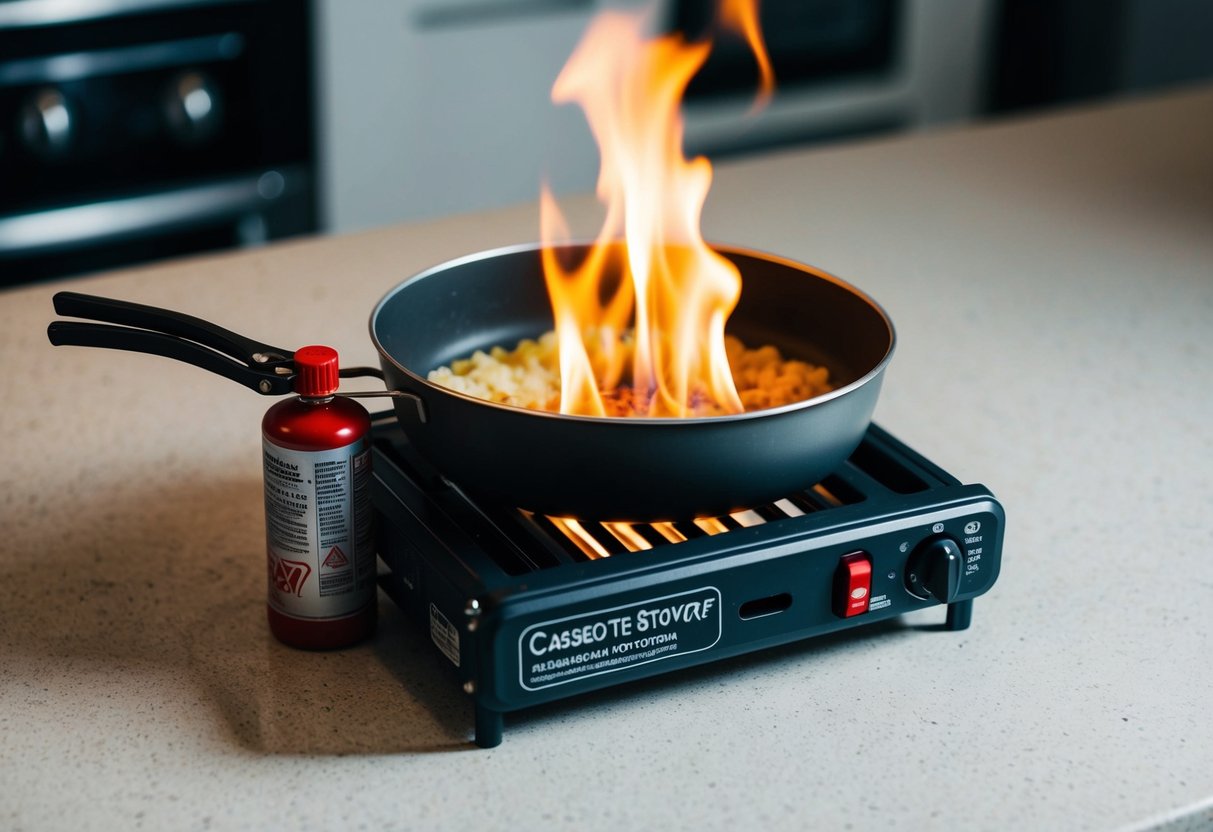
left=3, top=86, right=1212, bottom=832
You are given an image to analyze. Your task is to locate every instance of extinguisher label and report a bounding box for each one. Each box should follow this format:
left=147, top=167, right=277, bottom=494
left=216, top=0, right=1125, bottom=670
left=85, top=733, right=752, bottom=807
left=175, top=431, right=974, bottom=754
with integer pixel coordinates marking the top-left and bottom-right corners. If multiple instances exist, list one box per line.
left=263, top=439, right=374, bottom=620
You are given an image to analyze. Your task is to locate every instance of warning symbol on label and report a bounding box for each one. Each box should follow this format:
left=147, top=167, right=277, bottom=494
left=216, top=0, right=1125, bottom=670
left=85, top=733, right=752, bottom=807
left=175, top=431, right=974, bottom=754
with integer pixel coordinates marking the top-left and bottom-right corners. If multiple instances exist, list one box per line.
left=322, top=546, right=349, bottom=569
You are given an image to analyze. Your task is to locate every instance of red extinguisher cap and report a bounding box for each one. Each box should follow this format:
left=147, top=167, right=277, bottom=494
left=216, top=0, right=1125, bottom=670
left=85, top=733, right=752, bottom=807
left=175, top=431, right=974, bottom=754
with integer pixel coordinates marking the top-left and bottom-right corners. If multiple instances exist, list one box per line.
left=293, top=345, right=340, bottom=397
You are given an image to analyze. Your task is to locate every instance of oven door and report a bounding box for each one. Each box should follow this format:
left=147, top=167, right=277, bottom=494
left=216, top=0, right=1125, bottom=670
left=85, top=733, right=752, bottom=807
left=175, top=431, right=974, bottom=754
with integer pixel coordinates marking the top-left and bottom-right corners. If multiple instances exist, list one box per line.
left=0, top=166, right=311, bottom=281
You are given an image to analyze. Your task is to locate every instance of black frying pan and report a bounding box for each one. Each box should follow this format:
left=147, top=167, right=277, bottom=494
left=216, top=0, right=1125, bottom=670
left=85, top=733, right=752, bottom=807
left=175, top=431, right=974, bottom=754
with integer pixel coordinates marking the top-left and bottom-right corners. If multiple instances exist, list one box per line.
left=46, top=243, right=894, bottom=521
left=370, top=242, right=895, bottom=520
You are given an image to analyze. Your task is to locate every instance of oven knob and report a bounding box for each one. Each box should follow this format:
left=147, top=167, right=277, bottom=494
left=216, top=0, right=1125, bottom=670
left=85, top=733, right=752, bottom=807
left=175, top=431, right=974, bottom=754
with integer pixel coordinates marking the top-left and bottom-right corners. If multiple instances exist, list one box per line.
left=164, top=70, right=222, bottom=145
left=904, top=536, right=964, bottom=602
left=20, top=88, right=73, bottom=157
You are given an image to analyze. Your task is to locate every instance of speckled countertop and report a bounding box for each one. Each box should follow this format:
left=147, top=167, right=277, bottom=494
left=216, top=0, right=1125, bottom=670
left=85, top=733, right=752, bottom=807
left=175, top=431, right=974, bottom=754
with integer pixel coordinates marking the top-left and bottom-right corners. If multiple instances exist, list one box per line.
left=3, top=87, right=1212, bottom=832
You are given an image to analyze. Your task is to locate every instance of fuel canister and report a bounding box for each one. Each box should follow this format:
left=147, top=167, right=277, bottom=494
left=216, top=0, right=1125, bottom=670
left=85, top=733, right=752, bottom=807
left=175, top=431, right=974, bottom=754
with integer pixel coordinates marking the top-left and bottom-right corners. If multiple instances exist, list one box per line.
left=261, top=345, right=376, bottom=649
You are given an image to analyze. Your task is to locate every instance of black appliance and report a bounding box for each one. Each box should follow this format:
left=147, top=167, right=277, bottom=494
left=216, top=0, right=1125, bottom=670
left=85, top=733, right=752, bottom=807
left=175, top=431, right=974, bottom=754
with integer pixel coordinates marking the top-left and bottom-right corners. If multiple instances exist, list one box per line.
left=370, top=411, right=1004, bottom=748
left=988, top=0, right=1213, bottom=116
left=0, top=0, right=315, bottom=284
left=672, top=0, right=900, bottom=101
left=667, top=0, right=915, bottom=158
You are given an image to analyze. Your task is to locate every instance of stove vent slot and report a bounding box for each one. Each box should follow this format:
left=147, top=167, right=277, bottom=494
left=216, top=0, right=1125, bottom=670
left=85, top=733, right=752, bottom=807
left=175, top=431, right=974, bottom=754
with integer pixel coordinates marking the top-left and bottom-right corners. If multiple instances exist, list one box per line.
left=847, top=442, right=929, bottom=494
left=535, top=516, right=712, bottom=559
left=525, top=487, right=853, bottom=562
left=548, top=516, right=617, bottom=560
left=739, top=592, right=793, bottom=620
left=815, top=474, right=867, bottom=505
left=512, top=443, right=905, bottom=564
left=480, top=530, right=564, bottom=575
left=784, top=474, right=867, bottom=512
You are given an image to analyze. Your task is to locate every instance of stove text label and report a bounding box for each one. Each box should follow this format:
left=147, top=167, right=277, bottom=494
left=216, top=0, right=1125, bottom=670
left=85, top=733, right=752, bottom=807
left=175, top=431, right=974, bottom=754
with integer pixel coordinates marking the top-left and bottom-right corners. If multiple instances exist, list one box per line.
left=518, top=587, right=722, bottom=691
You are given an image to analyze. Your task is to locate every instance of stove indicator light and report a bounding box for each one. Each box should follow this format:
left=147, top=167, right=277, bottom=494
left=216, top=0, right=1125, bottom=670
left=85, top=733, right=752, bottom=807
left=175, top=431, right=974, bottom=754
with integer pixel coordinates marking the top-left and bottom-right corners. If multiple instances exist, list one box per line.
left=833, top=552, right=872, bottom=618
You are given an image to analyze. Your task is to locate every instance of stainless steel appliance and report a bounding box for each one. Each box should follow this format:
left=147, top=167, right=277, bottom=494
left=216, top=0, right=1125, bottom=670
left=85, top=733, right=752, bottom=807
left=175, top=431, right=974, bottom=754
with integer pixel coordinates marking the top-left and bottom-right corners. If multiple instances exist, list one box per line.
left=0, top=0, right=315, bottom=284
left=673, top=0, right=997, bottom=157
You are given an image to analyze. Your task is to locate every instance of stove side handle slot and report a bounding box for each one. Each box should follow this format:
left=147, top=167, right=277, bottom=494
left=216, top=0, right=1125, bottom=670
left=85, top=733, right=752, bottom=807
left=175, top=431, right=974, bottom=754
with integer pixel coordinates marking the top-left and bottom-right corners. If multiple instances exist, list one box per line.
left=738, top=592, right=793, bottom=620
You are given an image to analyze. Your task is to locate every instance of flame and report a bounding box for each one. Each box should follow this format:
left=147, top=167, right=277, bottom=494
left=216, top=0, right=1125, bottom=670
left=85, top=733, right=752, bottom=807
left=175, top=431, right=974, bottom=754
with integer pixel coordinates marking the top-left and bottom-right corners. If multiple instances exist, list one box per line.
left=720, top=0, right=775, bottom=110
left=541, top=2, right=773, bottom=417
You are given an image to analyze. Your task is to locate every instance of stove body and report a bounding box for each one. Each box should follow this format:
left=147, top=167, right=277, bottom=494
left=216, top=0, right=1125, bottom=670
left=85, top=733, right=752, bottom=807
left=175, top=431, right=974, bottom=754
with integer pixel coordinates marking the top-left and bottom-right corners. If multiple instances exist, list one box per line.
left=370, top=414, right=1003, bottom=747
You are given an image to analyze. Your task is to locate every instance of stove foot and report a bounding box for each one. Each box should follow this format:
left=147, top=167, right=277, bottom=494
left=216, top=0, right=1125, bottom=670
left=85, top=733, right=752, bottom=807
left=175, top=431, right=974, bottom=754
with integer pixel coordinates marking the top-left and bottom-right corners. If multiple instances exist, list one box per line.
left=945, top=599, right=973, bottom=631
left=475, top=704, right=503, bottom=748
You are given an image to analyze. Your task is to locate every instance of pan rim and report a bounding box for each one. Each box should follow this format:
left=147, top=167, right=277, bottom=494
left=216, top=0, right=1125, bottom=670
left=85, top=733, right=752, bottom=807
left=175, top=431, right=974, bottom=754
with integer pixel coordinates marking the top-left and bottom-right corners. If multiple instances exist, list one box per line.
left=368, top=240, right=896, bottom=426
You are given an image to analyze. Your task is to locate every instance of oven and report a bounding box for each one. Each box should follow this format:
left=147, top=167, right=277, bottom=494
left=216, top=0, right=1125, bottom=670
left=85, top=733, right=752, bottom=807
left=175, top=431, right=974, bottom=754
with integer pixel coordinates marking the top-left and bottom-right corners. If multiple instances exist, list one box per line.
left=0, top=0, right=315, bottom=285
left=670, top=0, right=998, bottom=157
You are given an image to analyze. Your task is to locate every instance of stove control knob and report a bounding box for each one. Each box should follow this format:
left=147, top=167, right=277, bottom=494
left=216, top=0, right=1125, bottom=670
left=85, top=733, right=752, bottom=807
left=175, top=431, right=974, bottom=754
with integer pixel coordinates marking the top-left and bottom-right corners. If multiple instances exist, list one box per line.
left=164, top=70, right=222, bottom=145
left=905, top=536, right=964, bottom=602
left=20, top=88, right=73, bottom=157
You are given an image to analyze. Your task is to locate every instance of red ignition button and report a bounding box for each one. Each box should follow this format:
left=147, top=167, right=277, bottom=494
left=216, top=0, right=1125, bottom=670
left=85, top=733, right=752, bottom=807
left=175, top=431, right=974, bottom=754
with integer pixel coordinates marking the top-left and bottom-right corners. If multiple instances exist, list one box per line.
left=833, top=552, right=873, bottom=618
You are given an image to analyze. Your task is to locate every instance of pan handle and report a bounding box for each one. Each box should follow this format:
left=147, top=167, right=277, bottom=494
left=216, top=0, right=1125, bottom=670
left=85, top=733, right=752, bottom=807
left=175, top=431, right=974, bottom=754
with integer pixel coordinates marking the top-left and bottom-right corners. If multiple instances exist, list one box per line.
left=336, top=365, right=428, bottom=422
left=338, top=366, right=385, bottom=381
left=47, top=321, right=296, bottom=395
left=51, top=292, right=293, bottom=369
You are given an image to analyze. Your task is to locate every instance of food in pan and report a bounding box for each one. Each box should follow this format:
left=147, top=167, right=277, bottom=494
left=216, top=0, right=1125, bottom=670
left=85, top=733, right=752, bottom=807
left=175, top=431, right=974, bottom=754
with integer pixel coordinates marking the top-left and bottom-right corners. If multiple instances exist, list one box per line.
left=427, top=331, right=832, bottom=417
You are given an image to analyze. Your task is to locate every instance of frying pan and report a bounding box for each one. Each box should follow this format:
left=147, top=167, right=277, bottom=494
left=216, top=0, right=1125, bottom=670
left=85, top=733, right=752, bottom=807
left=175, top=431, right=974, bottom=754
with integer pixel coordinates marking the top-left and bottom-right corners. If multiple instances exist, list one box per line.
left=45, top=242, right=894, bottom=521
left=370, top=242, right=895, bottom=520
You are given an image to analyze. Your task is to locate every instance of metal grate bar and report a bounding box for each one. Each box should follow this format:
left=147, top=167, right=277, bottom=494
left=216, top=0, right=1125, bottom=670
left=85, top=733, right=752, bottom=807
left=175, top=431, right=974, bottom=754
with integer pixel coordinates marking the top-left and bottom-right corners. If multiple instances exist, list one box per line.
left=782, top=492, right=821, bottom=514
left=692, top=516, right=731, bottom=536
left=756, top=502, right=795, bottom=521
left=649, top=521, right=688, bottom=544
left=525, top=469, right=871, bottom=561
left=728, top=509, right=766, bottom=528
left=629, top=522, right=679, bottom=547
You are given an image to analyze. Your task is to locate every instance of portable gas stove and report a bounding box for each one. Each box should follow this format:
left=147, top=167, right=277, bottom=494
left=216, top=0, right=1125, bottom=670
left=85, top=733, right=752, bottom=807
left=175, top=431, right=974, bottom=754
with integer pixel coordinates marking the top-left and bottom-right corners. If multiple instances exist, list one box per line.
left=370, top=412, right=1003, bottom=747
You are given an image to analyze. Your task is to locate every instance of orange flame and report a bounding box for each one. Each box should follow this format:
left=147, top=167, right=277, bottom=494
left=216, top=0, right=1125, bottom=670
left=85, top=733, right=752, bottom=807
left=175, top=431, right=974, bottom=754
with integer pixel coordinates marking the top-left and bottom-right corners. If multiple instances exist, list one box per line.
left=720, top=0, right=775, bottom=110
left=541, top=2, right=773, bottom=417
